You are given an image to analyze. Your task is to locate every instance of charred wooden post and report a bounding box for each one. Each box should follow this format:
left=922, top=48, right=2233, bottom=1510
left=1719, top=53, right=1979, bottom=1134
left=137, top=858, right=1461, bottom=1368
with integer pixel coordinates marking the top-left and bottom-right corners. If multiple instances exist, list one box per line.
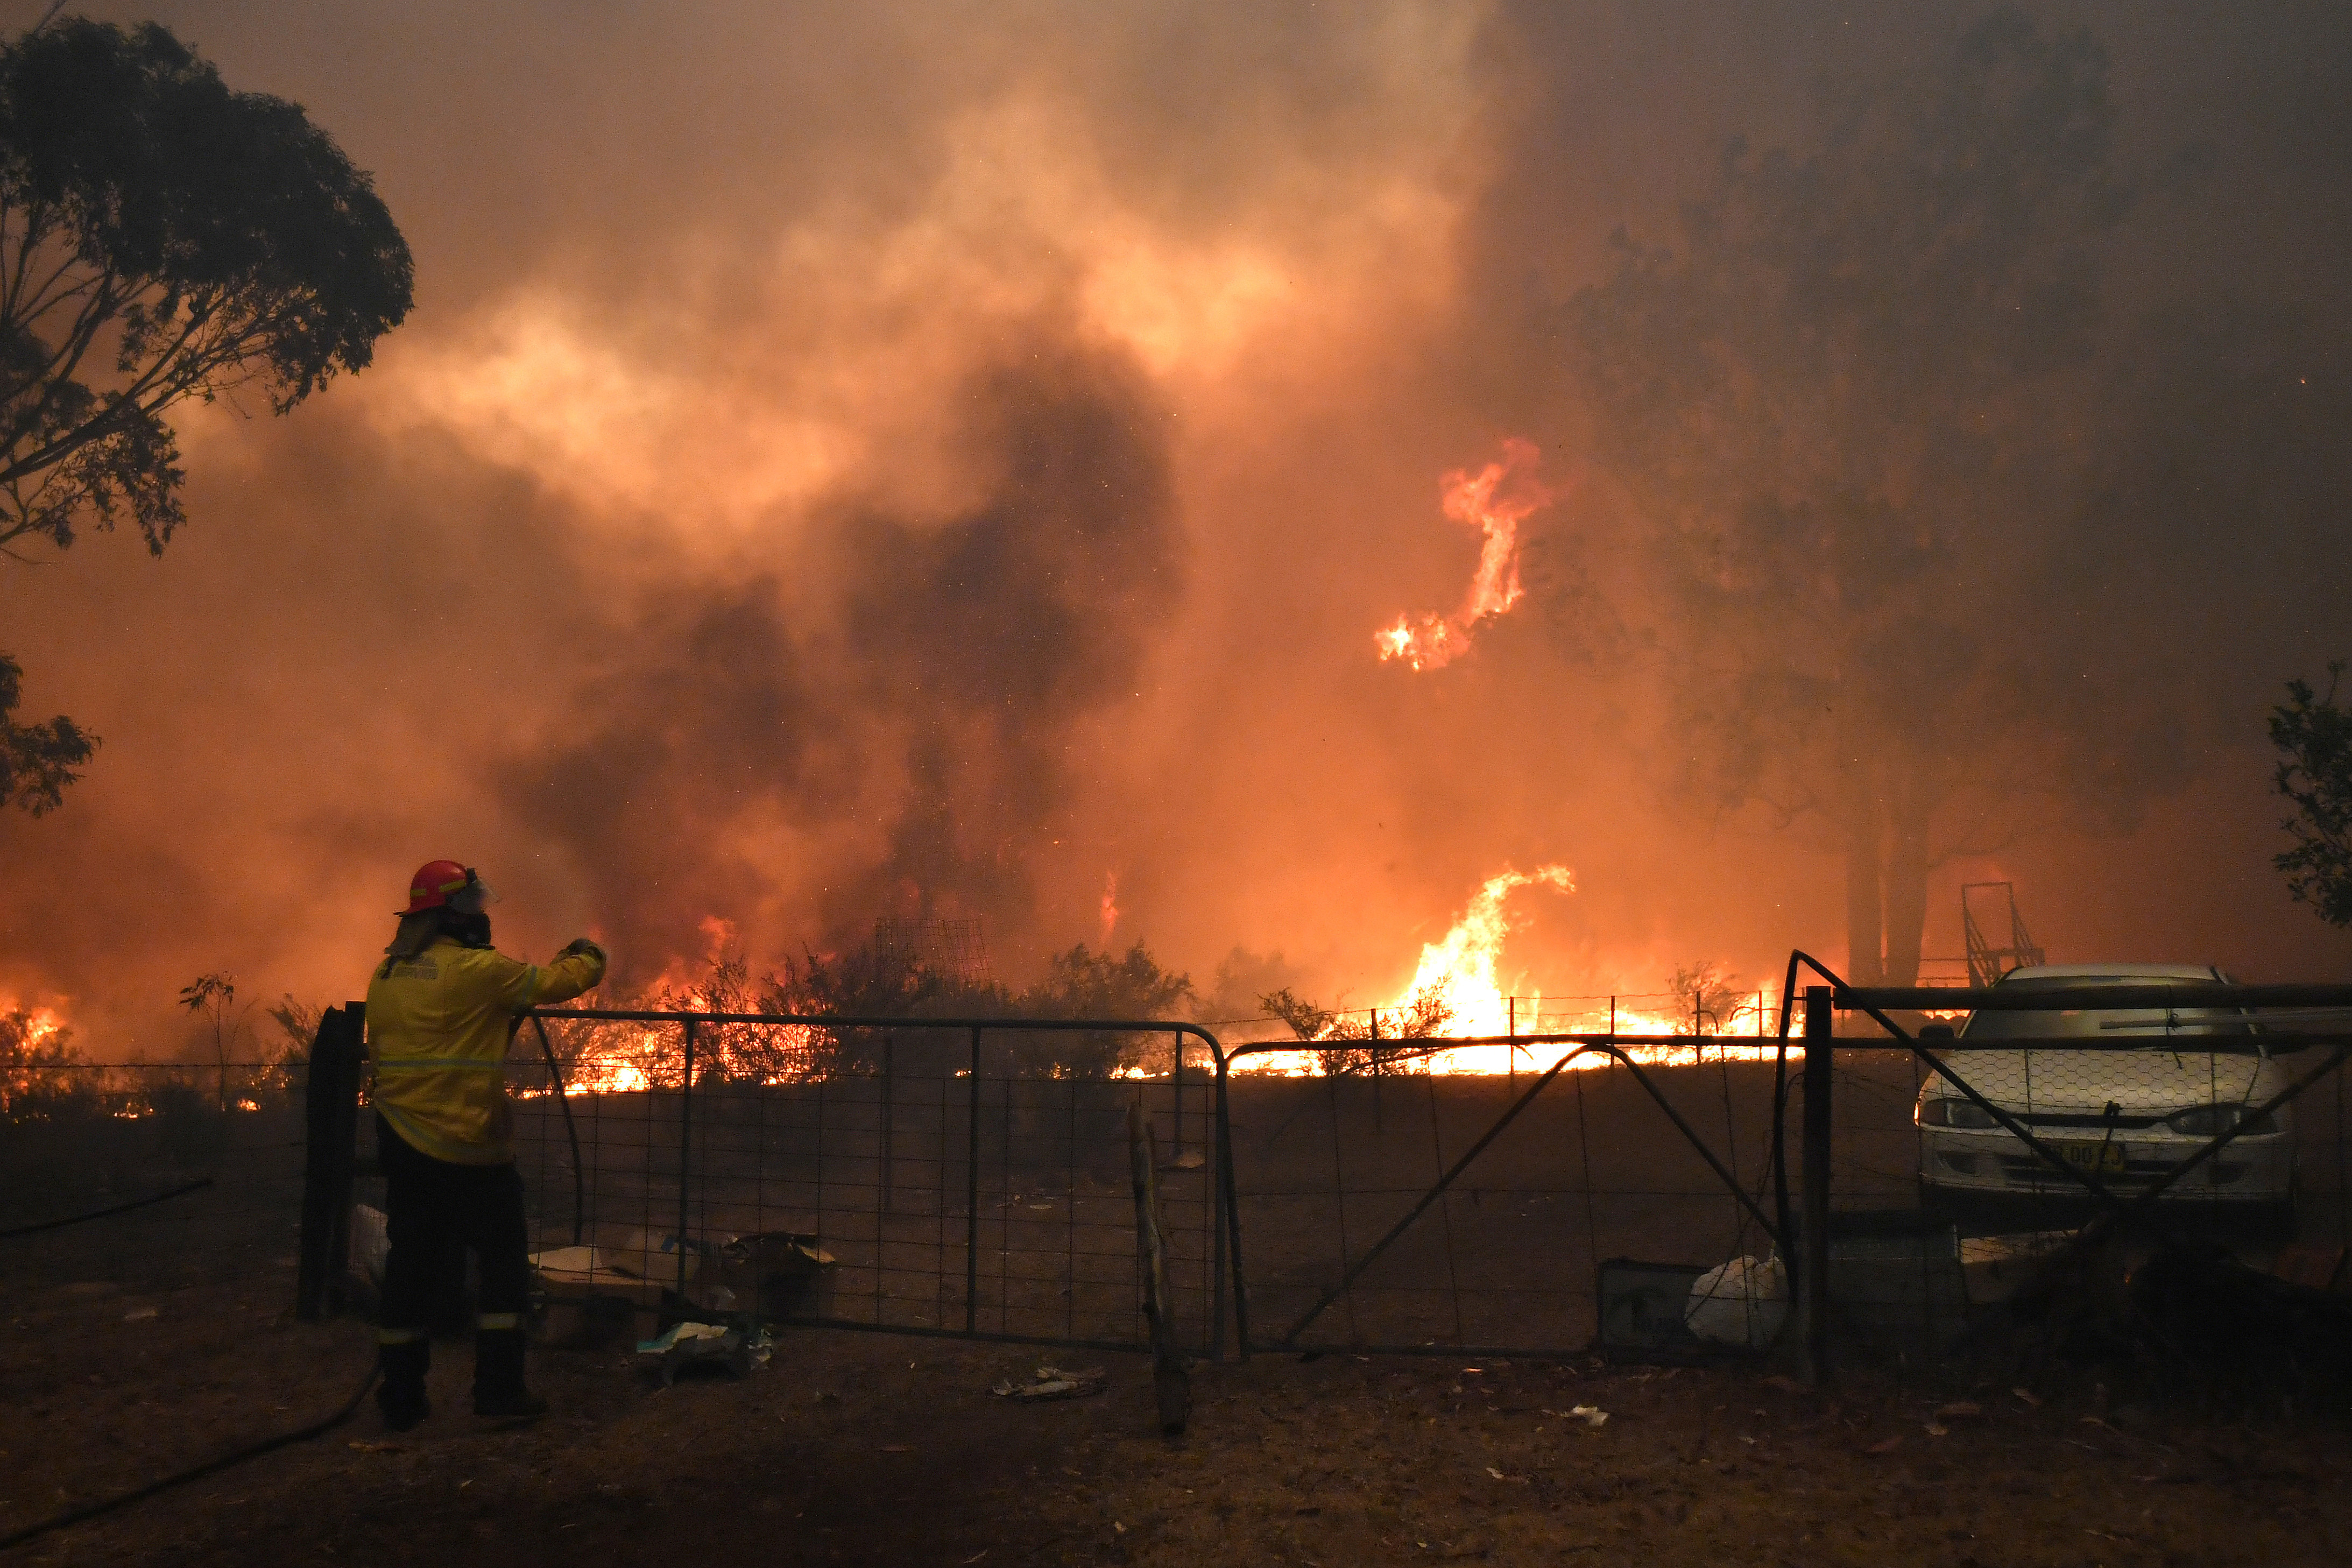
left=1129, top=1096, right=1190, bottom=1435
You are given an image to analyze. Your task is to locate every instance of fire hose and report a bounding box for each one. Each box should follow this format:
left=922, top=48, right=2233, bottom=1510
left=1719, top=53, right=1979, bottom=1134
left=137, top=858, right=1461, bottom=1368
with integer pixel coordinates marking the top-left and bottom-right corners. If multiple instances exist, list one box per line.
left=0, top=1176, right=213, bottom=1239
left=0, top=1365, right=380, bottom=1554
left=1, top=1011, right=585, bottom=1552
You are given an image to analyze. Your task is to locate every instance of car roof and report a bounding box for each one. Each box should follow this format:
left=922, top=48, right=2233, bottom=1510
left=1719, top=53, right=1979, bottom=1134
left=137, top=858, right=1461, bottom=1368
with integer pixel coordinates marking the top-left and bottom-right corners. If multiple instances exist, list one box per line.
left=1998, top=963, right=2227, bottom=983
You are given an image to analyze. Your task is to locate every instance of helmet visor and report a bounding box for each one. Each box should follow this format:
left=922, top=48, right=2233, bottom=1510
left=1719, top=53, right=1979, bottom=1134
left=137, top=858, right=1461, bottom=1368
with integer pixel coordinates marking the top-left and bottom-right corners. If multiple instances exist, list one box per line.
left=448, top=870, right=500, bottom=915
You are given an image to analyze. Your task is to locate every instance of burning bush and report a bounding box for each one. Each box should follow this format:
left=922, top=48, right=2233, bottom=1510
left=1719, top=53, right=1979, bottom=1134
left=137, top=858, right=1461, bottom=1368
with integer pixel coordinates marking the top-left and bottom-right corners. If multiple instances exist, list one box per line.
left=1260, top=984, right=1456, bottom=1076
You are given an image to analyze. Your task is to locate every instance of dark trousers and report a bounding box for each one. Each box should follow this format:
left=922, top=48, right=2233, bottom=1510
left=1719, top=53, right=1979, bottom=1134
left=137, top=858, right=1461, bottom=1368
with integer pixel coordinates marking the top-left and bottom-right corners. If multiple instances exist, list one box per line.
left=376, top=1115, right=532, bottom=1404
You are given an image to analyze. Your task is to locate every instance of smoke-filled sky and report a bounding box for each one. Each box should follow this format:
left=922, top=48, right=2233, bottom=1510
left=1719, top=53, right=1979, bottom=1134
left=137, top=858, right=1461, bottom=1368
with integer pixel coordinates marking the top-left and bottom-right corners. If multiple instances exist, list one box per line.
left=4, top=2, right=2350, bottom=1055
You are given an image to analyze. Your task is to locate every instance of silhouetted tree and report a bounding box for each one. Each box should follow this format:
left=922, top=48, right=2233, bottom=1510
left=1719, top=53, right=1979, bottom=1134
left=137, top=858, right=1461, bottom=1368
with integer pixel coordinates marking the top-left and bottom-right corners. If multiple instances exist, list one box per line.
left=1262, top=983, right=1454, bottom=1076
left=1561, top=10, right=2136, bottom=984
left=2272, top=662, right=2352, bottom=927
left=177, top=970, right=237, bottom=1111
left=0, top=18, right=410, bottom=809
left=1015, top=941, right=1195, bottom=1077
left=0, top=650, right=89, bottom=814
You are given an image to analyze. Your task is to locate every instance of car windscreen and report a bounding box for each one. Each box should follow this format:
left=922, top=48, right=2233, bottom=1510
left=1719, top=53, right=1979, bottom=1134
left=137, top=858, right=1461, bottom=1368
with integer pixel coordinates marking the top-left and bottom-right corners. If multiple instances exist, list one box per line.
left=1960, top=978, right=2258, bottom=1049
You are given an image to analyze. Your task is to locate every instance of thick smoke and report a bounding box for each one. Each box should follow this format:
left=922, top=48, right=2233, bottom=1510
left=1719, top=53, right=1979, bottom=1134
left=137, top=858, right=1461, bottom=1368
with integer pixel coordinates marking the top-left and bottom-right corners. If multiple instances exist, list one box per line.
left=3, top=2, right=2350, bottom=1058
left=833, top=344, right=1180, bottom=929
left=493, top=340, right=1178, bottom=979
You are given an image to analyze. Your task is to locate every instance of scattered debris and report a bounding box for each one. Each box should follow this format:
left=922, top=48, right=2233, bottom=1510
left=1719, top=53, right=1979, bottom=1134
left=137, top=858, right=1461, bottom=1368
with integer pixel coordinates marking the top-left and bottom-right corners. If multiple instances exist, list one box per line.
left=1684, top=1255, right=1789, bottom=1348
left=121, top=1306, right=157, bottom=1323
left=1958, top=1231, right=2075, bottom=1305
left=1864, top=1436, right=1903, bottom=1455
left=1566, top=1405, right=1609, bottom=1429
left=1596, top=1259, right=1707, bottom=1360
left=350, top=1204, right=390, bottom=1287
left=2130, top=1240, right=2352, bottom=1394
left=534, top=1230, right=834, bottom=1317
left=635, top=1320, right=772, bottom=1385
left=992, top=1365, right=1108, bottom=1402
left=1934, top=1401, right=1984, bottom=1422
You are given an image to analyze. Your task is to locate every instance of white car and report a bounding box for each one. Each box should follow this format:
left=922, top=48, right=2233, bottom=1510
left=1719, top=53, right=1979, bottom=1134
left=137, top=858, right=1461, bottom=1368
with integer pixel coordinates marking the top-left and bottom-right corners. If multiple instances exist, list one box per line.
left=1913, top=964, right=2297, bottom=1228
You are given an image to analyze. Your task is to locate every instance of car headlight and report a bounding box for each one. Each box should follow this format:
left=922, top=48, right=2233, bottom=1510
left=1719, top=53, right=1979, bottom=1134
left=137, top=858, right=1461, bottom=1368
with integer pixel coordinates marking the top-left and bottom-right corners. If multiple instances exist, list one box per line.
left=2163, top=1103, right=2278, bottom=1138
left=1919, top=1097, right=1997, bottom=1129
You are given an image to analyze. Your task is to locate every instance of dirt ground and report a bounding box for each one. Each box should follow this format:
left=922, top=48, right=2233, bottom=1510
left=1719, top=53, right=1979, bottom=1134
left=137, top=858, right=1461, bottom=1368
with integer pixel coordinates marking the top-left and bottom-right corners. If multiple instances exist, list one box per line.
left=7, top=1261, right=2352, bottom=1568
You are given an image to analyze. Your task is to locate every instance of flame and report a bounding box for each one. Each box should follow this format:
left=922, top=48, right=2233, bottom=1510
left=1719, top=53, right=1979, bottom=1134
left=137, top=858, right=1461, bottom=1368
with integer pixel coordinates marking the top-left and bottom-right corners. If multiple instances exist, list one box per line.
left=1376, top=437, right=1552, bottom=670
left=1225, top=864, right=1796, bottom=1075
left=561, top=1051, right=654, bottom=1096
left=1389, top=865, right=1573, bottom=1035
left=1099, top=871, right=1120, bottom=947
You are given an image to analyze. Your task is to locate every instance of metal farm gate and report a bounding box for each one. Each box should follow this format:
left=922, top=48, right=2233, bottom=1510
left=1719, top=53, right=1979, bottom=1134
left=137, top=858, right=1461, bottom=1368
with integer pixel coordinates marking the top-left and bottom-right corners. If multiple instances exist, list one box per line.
left=285, top=964, right=2352, bottom=1381
left=306, top=1012, right=1231, bottom=1361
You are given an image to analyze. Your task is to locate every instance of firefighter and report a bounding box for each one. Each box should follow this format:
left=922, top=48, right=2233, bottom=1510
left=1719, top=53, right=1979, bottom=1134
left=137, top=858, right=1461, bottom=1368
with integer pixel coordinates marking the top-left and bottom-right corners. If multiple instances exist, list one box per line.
left=365, top=859, right=607, bottom=1429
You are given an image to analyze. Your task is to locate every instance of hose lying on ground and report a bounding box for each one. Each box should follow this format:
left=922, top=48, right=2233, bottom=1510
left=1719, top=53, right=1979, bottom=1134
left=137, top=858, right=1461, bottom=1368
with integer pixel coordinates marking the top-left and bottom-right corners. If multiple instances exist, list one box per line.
left=1, top=1015, right=582, bottom=1550
left=0, top=1364, right=380, bottom=1554
left=0, top=1177, right=214, bottom=1240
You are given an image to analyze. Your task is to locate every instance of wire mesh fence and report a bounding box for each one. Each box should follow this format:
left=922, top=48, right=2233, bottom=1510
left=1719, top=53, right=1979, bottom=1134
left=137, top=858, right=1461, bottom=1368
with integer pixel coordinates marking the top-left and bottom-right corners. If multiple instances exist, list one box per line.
left=0, top=1064, right=310, bottom=1298
left=15, top=978, right=2352, bottom=1374
left=478, top=1015, right=1226, bottom=1356
left=1218, top=1039, right=1783, bottom=1360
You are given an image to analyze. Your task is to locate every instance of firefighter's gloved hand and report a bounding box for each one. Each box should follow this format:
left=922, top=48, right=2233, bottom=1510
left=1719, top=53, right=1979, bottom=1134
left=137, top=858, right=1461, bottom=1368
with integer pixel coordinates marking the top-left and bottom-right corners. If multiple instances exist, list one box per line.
left=558, top=938, right=606, bottom=964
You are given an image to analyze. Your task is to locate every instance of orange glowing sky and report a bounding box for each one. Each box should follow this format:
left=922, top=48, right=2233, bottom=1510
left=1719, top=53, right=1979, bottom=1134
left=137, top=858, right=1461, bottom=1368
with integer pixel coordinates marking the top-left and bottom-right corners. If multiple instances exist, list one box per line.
left=3, top=2, right=2350, bottom=1057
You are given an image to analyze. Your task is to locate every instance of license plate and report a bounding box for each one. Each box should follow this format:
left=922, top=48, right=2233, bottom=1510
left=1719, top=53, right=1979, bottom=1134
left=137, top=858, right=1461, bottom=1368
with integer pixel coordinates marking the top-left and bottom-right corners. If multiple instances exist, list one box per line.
left=2054, top=1139, right=2127, bottom=1175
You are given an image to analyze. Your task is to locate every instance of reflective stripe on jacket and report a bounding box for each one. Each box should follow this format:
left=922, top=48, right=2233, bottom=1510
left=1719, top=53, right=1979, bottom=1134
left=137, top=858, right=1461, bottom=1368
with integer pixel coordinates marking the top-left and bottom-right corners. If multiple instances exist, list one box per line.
left=364, top=937, right=606, bottom=1164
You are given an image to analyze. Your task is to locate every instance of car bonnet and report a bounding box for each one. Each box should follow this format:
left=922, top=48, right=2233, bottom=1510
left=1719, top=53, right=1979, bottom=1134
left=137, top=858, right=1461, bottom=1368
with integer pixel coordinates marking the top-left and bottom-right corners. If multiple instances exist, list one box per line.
left=1922, top=1047, right=2276, bottom=1117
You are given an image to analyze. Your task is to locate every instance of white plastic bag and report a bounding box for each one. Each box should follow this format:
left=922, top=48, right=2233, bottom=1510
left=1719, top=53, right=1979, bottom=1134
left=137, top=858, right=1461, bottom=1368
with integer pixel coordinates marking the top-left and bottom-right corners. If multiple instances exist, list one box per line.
left=1684, top=1254, right=1790, bottom=1348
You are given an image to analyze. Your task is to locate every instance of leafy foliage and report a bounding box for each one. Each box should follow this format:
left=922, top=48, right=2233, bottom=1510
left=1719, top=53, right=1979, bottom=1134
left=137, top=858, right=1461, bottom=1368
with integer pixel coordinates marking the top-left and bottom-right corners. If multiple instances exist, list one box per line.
left=0, top=1002, right=78, bottom=1114
left=178, top=970, right=239, bottom=1110
left=1261, top=983, right=1454, bottom=1076
left=0, top=19, right=412, bottom=556
left=1009, top=941, right=1195, bottom=1078
left=589, top=937, right=1198, bottom=1083
left=1663, top=961, right=1747, bottom=1036
left=0, top=19, right=410, bottom=808
left=2272, top=662, right=2352, bottom=927
left=0, top=649, right=92, bottom=813
left=1559, top=9, right=2135, bottom=984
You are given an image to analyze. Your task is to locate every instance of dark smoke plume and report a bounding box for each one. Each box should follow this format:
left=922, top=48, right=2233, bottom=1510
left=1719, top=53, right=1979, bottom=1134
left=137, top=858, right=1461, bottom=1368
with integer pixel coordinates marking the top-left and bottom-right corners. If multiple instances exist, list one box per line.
left=493, top=337, right=1178, bottom=979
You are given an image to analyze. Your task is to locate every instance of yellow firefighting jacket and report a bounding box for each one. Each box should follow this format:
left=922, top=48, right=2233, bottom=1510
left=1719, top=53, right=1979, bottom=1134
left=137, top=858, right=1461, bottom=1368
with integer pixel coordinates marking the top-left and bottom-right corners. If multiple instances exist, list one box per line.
left=365, top=937, right=606, bottom=1164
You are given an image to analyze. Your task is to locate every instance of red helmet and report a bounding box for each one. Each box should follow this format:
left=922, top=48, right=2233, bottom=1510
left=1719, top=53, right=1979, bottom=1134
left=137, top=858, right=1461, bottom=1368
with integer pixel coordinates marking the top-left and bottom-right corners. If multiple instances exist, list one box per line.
left=400, top=860, right=495, bottom=916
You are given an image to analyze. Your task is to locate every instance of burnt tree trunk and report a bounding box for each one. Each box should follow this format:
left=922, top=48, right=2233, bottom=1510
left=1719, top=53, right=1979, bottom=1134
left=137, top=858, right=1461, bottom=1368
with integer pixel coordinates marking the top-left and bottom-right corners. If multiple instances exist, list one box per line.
left=1840, top=751, right=1886, bottom=986
left=1882, top=759, right=1933, bottom=987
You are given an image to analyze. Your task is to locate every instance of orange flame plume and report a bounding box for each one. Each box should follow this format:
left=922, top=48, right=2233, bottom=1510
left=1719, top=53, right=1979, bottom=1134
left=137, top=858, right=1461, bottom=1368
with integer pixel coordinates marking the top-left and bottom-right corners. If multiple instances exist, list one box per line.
left=1375, top=437, right=1552, bottom=671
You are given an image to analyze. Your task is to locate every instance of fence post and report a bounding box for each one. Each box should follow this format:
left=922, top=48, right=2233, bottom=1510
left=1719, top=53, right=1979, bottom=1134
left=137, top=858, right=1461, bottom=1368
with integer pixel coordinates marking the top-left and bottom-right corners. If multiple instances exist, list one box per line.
left=1130, top=1096, right=1190, bottom=1435
left=966, top=1025, right=983, bottom=1334
left=1799, top=986, right=1833, bottom=1387
left=1171, top=1029, right=1184, bottom=1157
left=676, top=1017, right=695, bottom=1299
left=880, top=1031, right=895, bottom=1214
left=295, top=1001, right=366, bottom=1322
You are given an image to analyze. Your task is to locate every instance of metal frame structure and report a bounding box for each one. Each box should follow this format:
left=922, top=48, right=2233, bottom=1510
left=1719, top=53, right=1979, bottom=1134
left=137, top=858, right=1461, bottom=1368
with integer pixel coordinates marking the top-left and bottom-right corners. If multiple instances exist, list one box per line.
left=267, top=973, right=2352, bottom=1380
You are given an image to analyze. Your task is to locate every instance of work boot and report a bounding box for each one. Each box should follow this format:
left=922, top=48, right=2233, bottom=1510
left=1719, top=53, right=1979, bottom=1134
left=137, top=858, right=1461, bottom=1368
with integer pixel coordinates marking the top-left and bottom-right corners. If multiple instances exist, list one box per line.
left=472, top=1328, right=547, bottom=1423
left=376, top=1336, right=431, bottom=1432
